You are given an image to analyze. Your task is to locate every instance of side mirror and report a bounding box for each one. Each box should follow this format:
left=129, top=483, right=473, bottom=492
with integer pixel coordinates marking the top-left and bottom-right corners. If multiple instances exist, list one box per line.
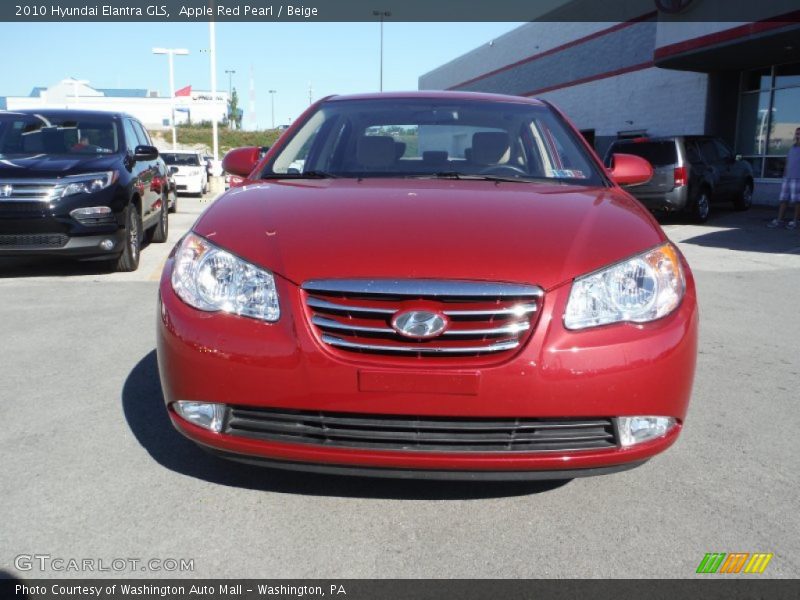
left=169, top=166, right=179, bottom=174
left=222, top=146, right=261, bottom=178
left=607, top=153, right=653, bottom=187
left=134, top=145, right=159, bottom=161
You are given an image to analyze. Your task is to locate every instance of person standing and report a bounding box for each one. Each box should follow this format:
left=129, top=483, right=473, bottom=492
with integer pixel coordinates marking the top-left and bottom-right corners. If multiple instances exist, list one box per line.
left=768, top=127, right=800, bottom=229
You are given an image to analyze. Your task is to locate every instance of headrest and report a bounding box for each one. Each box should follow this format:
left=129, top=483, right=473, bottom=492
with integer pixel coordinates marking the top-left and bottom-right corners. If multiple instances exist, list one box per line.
left=394, top=141, right=406, bottom=159
left=356, top=136, right=396, bottom=169
left=422, top=151, right=448, bottom=165
left=471, top=132, right=510, bottom=165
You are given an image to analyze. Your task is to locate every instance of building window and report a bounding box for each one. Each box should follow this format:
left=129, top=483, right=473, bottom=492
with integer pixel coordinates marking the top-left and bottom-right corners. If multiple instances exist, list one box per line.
left=737, top=63, right=800, bottom=178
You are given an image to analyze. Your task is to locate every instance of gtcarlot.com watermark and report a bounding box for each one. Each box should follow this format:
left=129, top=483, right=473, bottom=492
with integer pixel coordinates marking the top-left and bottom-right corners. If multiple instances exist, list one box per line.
left=14, top=554, right=195, bottom=573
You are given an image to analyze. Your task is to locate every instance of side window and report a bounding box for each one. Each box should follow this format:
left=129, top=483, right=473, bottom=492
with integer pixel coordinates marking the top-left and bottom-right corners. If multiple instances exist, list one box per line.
left=685, top=141, right=702, bottom=164
left=699, top=139, right=720, bottom=163
left=122, top=119, right=139, bottom=154
left=132, top=121, right=151, bottom=146
left=714, top=139, right=733, bottom=161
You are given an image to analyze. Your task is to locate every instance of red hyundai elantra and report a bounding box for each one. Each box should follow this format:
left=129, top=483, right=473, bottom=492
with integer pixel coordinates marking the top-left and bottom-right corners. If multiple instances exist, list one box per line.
left=157, top=92, right=697, bottom=480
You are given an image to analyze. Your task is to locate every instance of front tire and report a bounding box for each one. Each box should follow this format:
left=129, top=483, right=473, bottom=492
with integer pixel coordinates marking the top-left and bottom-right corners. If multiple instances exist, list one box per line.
left=168, top=189, right=178, bottom=213
left=150, top=195, right=169, bottom=243
left=734, top=182, right=753, bottom=211
left=115, top=204, right=142, bottom=272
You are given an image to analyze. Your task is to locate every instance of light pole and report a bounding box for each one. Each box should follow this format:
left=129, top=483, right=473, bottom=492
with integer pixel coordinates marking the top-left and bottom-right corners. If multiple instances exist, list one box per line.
left=225, top=69, right=236, bottom=111
left=372, top=10, right=391, bottom=92
left=209, top=21, right=219, bottom=162
left=152, top=47, right=189, bottom=150
left=268, top=90, right=276, bottom=129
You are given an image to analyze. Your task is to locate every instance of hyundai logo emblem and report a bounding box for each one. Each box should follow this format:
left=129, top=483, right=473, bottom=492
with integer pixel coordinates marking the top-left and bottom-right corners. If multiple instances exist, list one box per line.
left=391, top=310, right=448, bottom=339
left=0, top=184, right=12, bottom=198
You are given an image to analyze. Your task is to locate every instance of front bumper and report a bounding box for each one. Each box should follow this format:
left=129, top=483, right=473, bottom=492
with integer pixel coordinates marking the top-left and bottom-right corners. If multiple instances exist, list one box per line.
left=0, top=186, right=126, bottom=258
left=157, top=260, right=698, bottom=478
left=174, top=176, right=204, bottom=194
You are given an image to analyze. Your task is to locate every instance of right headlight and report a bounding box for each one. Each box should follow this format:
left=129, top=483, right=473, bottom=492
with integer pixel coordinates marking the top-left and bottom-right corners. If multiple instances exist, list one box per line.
left=564, top=243, right=684, bottom=330
left=59, top=171, right=117, bottom=198
left=171, top=233, right=280, bottom=322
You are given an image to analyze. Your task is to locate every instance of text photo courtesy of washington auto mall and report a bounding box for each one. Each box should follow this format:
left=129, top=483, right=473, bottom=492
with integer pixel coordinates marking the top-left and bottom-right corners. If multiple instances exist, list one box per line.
left=0, top=1, right=799, bottom=599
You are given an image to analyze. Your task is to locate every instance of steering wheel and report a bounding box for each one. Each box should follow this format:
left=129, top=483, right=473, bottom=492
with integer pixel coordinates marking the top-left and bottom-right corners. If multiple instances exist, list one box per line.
left=479, top=164, right=528, bottom=177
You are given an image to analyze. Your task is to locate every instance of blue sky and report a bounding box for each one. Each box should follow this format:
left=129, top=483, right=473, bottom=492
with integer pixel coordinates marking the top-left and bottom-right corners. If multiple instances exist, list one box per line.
left=0, top=21, right=522, bottom=129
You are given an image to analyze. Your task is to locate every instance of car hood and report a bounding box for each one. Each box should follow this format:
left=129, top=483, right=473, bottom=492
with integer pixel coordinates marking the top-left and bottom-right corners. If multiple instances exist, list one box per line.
left=0, top=154, right=120, bottom=178
left=193, top=178, right=665, bottom=290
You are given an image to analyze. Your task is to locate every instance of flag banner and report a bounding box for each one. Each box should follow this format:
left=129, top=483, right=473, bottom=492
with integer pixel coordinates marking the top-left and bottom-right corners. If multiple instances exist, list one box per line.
left=2, top=579, right=799, bottom=600
left=4, top=0, right=800, bottom=22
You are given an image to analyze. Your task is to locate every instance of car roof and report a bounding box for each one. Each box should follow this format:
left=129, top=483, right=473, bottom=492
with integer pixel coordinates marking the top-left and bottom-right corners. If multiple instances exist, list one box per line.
left=1, top=108, right=135, bottom=121
left=325, top=90, right=547, bottom=106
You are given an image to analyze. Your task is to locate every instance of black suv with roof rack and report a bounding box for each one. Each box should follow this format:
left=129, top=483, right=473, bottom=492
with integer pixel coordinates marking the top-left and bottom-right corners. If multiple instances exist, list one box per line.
left=0, top=109, right=169, bottom=271
left=605, top=136, right=754, bottom=223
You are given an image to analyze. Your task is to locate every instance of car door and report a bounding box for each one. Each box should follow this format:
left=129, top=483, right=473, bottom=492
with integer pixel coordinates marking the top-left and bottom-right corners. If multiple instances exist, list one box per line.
left=697, top=138, right=726, bottom=198
left=713, top=139, right=742, bottom=198
left=122, top=118, right=148, bottom=217
left=131, top=120, right=160, bottom=225
left=684, top=139, right=710, bottom=196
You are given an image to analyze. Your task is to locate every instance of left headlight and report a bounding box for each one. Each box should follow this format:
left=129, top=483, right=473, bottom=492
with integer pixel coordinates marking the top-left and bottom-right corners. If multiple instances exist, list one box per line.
left=171, top=232, right=280, bottom=322
left=60, top=171, right=117, bottom=198
left=564, top=243, right=685, bottom=330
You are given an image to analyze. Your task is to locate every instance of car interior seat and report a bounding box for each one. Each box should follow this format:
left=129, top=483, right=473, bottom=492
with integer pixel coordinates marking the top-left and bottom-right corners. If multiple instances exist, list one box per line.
left=356, top=135, right=397, bottom=171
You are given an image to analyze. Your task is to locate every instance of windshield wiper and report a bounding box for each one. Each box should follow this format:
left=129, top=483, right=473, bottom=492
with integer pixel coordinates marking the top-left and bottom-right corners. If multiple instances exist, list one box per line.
left=260, top=171, right=339, bottom=180
left=415, top=171, right=534, bottom=184
left=268, top=171, right=339, bottom=179
left=300, top=170, right=339, bottom=179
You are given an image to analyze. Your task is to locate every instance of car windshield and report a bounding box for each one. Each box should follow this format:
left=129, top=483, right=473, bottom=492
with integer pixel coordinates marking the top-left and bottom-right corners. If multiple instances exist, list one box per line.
left=261, top=97, right=604, bottom=185
left=609, top=141, right=677, bottom=167
left=0, top=114, right=119, bottom=157
left=162, top=153, right=201, bottom=166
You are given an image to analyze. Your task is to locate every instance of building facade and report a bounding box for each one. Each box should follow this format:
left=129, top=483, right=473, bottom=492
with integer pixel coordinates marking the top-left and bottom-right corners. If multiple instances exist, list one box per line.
left=1, top=78, right=228, bottom=130
left=419, top=5, right=800, bottom=204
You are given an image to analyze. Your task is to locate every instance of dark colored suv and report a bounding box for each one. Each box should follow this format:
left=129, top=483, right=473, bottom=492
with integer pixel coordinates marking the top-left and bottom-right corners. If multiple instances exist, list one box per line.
left=605, top=136, right=754, bottom=223
left=0, top=110, right=169, bottom=271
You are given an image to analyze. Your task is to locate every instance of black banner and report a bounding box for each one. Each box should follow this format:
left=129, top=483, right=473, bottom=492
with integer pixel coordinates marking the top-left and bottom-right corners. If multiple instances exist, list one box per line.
left=1, top=0, right=800, bottom=22
left=1, top=579, right=800, bottom=600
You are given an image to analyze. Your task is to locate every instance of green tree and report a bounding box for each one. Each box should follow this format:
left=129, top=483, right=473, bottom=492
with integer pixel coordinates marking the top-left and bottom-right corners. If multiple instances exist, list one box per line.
left=228, top=88, right=242, bottom=130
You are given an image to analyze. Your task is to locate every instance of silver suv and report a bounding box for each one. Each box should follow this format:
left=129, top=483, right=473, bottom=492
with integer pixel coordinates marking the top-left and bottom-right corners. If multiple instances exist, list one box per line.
left=605, top=136, right=754, bottom=223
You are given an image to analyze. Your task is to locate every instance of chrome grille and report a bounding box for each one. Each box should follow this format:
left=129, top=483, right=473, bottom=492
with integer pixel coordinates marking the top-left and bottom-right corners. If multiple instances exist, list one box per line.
left=0, top=179, right=62, bottom=202
left=303, top=279, right=543, bottom=357
left=225, top=407, right=618, bottom=452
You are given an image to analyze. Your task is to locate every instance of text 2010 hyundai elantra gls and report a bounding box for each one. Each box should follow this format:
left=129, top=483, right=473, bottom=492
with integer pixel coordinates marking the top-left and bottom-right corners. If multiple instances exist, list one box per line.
left=157, top=91, right=697, bottom=480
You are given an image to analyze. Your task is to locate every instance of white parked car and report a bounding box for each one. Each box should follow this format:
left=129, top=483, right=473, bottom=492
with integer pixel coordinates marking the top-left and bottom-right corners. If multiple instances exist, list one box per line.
left=161, top=152, right=209, bottom=196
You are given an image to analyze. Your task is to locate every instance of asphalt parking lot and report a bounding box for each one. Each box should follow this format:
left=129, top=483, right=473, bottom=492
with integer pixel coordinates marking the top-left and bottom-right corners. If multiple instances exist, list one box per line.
left=1, top=197, right=798, bottom=579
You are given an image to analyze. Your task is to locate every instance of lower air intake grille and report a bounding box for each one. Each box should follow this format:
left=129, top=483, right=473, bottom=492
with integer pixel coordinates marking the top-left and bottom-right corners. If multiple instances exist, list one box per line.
left=225, top=407, right=618, bottom=452
left=0, top=234, right=68, bottom=248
